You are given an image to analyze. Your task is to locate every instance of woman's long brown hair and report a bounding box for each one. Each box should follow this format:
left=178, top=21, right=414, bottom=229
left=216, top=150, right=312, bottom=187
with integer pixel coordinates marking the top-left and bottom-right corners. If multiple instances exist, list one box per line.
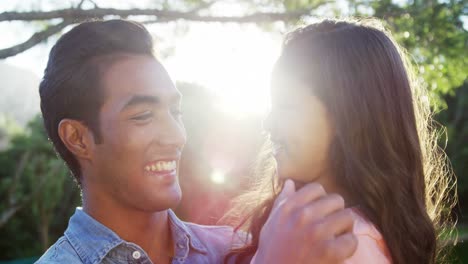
left=223, top=18, right=456, bottom=264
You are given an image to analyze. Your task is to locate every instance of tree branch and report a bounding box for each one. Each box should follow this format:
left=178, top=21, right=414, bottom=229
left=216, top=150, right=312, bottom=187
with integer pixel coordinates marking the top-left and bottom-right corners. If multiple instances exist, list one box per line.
left=0, top=7, right=312, bottom=23
left=0, top=3, right=319, bottom=59
left=188, top=0, right=218, bottom=13
left=0, top=204, right=24, bottom=228
left=141, top=0, right=220, bottom=24
left=0, top=20, right=72, bottom=59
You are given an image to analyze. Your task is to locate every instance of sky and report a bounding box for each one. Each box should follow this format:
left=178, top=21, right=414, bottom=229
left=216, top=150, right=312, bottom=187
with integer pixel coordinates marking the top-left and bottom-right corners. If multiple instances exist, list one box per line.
left=0, top=0, right=287, bottom=118
left=0, top=0, right=466, bottom=186
left=0, top=0, right=466, bottom=118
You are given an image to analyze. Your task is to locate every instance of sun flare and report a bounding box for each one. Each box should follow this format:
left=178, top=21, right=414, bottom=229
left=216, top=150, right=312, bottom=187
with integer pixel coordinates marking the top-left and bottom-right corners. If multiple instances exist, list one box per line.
left=164, top=23, right=281, bottom=117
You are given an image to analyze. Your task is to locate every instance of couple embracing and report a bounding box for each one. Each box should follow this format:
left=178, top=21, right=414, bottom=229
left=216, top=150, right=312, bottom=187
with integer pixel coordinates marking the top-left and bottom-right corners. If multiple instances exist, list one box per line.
left=37, top=17, right=452, bottom=264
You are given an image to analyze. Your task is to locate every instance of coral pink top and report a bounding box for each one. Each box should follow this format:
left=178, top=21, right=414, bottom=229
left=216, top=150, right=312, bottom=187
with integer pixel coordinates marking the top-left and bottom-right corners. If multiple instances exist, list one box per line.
left=344, top=208, right=392, bottom=264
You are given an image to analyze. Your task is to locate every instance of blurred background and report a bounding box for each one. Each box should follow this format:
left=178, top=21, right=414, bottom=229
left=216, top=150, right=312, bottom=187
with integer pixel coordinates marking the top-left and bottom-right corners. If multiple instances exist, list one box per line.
left=0, top=0, right=466, bottom=263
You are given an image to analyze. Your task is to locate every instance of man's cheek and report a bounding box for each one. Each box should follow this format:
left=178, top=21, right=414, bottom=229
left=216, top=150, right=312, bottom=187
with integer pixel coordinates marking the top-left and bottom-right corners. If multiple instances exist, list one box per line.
left=115, top=126, right=146, bottom=148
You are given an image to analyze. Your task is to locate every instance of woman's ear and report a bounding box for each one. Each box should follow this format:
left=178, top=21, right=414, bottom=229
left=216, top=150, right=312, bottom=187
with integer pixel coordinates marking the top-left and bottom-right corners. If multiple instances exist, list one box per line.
left=57, top=119, right=94, bottom=160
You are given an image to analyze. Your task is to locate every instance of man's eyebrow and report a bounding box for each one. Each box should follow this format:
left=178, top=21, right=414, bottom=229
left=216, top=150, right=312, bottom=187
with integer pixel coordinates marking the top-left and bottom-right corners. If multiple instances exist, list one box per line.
left=122, top=95, right=159, bottom=110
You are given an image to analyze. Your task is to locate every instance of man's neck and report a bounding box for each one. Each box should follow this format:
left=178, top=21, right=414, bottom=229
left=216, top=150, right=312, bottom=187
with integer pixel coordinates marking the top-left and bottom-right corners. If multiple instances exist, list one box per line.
left=81, top=189, right=174, bottom=263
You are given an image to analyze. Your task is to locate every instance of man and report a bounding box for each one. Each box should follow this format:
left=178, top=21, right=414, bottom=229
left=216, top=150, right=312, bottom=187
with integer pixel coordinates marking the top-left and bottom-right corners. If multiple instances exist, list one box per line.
left=36, top=19, right=357, bottom=264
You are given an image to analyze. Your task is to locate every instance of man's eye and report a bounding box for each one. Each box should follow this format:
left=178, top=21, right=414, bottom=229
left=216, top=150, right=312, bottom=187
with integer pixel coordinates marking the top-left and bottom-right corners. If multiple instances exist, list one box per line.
left=131, top=112, right=153, bottom=121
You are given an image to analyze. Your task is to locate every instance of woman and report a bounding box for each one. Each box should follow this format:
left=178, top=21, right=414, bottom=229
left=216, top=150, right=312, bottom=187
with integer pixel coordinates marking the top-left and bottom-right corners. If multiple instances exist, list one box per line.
left=225, top=18, right=455, bottom=264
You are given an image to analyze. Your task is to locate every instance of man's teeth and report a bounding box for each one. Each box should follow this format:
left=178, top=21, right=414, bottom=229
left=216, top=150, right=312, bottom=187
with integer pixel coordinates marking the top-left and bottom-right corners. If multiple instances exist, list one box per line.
left=145, top=161, right=177, bottom=172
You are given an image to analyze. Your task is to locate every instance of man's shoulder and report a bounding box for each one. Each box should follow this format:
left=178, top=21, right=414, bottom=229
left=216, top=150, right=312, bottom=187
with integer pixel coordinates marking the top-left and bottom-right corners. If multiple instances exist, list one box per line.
left=185, top=222, right=249, bottom=249
left=35, top=236, right=82, bottom=264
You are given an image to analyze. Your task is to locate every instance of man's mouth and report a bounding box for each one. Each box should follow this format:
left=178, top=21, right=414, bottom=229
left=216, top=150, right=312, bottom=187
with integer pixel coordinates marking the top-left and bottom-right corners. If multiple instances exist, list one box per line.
left=144, top=160, right=177, bottom=172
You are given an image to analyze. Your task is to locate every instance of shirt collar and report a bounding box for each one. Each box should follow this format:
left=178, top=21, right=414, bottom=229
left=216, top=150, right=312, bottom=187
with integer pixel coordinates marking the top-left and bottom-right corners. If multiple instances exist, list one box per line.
left=168, top=209, right=208, bottom=255
left=65, top=208, right=123, bottom=264
left=64, top=208, right=207, bottom=264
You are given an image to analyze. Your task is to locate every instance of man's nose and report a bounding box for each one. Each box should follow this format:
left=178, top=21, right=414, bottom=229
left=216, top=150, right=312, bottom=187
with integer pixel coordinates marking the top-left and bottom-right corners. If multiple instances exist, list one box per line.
left=157, top=114, right=186, bottom=149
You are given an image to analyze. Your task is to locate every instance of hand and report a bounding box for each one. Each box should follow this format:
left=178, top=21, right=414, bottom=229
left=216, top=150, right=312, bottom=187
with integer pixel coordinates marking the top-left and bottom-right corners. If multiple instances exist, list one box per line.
left=252, top=180, right=357, bottom=264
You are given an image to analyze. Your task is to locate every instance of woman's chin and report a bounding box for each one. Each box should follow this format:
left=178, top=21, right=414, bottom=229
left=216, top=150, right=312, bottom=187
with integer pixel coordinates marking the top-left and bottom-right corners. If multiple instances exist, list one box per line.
left=276, top=167, right=299, bottom=181
left=276, top=168, right=311, bottom=189
left=291, top=179, right=308, bottom=189
left=275, top=165, right=290, bottom=180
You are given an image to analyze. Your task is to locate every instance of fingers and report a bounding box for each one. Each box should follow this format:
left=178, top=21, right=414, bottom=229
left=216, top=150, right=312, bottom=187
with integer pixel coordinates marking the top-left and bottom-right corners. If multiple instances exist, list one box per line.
left=296, top=194, right=345, bottom=225
left=323, top=233, right=358, bottom=261
left=257, top=179, right=358, bottom=264
left=274, top=181, right=328, bottom=215
left=288, top=184, right=329, bottom=213
left=311, top=208, right=355, bottom=239
left=324, top=208, right=355, bottom=236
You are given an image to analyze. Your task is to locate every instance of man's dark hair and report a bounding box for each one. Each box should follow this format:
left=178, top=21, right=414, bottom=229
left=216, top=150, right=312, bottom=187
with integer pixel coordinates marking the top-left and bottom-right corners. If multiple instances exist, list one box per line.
left=39, top=19, right=154, bottom=183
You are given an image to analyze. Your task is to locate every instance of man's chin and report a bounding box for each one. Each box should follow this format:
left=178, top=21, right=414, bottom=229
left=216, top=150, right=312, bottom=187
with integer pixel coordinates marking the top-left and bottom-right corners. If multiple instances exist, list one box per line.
left=145, top=198, right=181, bottom=213
left=140, top=185, right=182, bottom=212
left=158, top=186, right=182, bottom=209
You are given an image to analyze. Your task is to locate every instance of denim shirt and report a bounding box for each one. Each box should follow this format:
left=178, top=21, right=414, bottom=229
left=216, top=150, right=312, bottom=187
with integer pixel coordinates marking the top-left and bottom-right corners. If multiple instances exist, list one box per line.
left=36, top=208, right=246, bottom=264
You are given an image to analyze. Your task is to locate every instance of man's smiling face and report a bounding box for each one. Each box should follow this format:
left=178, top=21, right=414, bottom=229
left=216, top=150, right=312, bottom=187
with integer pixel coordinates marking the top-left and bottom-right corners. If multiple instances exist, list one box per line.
left=86, top=54, right=186, bottom=212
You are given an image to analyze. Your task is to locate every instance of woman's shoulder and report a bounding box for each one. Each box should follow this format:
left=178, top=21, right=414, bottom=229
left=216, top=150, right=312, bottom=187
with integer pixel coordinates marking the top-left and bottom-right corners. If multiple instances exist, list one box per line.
left=350, top=208, right=383, bottom=240
left=344, top=208, right=392, bottom=264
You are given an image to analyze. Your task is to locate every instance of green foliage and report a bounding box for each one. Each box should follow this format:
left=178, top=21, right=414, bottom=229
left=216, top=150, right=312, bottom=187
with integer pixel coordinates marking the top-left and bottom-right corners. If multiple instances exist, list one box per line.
left=281, top=0, right=324, bottom=10
left=435, top=82, right=468, bottom=215
left=0, top=114, right=23, bottom=139
left=0, top=116, right=80, bottom=260
left=450, top=240, right=468, bottom=263
left=369, top=0, right=468, bottom=108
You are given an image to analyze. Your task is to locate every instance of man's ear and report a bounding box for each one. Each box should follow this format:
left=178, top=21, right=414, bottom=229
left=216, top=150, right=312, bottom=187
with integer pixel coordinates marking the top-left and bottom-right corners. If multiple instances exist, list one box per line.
left=58, top=119, right=95, bottom=160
